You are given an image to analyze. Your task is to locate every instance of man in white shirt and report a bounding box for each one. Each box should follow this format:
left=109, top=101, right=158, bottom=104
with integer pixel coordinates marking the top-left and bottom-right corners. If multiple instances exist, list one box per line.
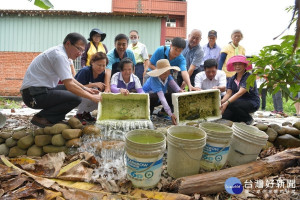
left=194, top=59, right=226, bottom=97
left=20, top=32, right=101, bottom=127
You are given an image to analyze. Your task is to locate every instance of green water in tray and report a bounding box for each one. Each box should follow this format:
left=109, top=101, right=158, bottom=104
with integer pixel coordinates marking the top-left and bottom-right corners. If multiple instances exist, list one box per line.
left=172, top=132, right=203, bottom=140
left=128, top=134, right=164, bottom=144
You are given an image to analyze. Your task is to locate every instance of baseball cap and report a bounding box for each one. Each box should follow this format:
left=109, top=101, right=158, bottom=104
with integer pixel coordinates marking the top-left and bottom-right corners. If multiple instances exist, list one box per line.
left=208, top=30, right=217, bottom=37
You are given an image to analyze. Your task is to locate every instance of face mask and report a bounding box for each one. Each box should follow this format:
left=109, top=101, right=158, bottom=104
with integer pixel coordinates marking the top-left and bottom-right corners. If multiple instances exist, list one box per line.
left=131, top=39, right=138, bottom=44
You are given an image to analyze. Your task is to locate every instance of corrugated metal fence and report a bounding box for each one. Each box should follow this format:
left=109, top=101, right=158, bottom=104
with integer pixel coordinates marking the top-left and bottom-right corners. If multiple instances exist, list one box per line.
left=0, top=14, right=161, bottom=55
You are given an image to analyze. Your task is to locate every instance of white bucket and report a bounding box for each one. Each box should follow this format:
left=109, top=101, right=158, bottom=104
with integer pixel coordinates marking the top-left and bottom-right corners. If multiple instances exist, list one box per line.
left=125, top=129, right=166, bottom=189
left=227, top=123, right=268, bottom=166
left=167, top=126, right=206, bottom=179
left=199, top=122, right=233, bottom=170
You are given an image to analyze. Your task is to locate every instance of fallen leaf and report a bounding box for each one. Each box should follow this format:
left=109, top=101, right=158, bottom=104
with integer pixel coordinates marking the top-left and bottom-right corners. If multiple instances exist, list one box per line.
left=43, top=188, right=63, bottom=200
left=0, top=164, right=20, bottom=180
left=57, top=161, right=93, bottom=182
left=1, top=181, right=42, bottom=199
left=1, top=174, right=28, bottom=192
left=52, top=179, right=102, bottom=191
left=9, top=157, right=36, bottom=165
left=1, top=155, right=55, bottom=188
left=130, top=189, right=192, bottom=200
left=36, top=152, right=66, bottom=177
left=0, top=189, right=4, bottom=197
left=57, top=159, right=81, bottom=177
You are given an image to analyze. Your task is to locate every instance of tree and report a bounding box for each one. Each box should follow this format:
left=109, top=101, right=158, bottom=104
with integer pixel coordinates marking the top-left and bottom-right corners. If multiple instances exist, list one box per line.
left=247, top=1, right=300, bottom=102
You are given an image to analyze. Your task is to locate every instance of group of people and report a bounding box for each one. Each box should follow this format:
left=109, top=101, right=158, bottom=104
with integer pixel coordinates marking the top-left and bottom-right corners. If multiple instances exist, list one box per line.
left=20, top=27, right=261, bottom=127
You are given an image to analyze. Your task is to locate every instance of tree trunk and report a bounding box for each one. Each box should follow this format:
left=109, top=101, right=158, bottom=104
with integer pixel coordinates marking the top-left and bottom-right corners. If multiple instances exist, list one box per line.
left=170, top=147, right=300, bottom=195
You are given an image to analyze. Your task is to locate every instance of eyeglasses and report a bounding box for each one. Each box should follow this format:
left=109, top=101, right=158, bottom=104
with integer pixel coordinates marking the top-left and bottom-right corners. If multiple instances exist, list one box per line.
left=72, top=44, right=85, bottom=54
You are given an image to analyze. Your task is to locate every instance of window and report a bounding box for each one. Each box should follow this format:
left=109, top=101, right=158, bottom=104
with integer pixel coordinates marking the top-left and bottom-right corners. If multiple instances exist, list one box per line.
left=166, top=19, right=176, bottom=27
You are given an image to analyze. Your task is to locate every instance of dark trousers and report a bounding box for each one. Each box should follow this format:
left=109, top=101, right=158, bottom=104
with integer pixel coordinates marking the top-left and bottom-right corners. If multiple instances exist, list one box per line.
left=272, top=90, right=283, bottom=112
left=134, top=63, right=144, bottom=85
left=260, top=88, right=267, bottom=110
left=149, top=93, right=173, bottom=115
left=21, top=85, right=81, bottom=123
left=177, top=68, right=201, bottom=87
left=222, top=100, right=256, bottom=123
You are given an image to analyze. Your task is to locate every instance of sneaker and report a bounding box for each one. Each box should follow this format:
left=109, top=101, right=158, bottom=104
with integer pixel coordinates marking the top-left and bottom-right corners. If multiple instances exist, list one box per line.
left=83, top=112, right=96, bottom=122
left=163, top=116, right=171, bottom=120
left=75, top=114, right=87, bottom=125
left=271, top=110, right=278, bottom=114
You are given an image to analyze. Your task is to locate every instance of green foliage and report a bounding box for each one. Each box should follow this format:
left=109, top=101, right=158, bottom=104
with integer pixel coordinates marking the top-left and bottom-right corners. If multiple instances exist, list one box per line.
left=28, top=0, right=53, bottom=10
left=247, top=35, right=300, bottom=102
left=0, top=98, right=22, bottom=109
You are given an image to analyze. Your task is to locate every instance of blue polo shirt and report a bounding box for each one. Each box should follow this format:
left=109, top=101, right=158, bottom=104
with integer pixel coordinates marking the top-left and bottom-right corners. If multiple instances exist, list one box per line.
left=75, top=66, right=105, bottom=84
left=106, top=48, right=136, bottom=70
left=143, top=75, right=174, bottom=93
left=202, top=43, right=221, bottom=65
left=149, top=46, right=186, bottom=71
left=227, top=72, right=260, bottom=109
left=182, top=40, right=203, bottom=70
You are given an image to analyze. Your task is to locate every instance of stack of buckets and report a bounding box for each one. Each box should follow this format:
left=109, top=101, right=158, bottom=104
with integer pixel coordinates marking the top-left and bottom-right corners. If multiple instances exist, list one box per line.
left=199, top=122, right=233, bottom=171
left=124, top=122, right=268, bottom=188
left=227, top=123, right=268, bottom=166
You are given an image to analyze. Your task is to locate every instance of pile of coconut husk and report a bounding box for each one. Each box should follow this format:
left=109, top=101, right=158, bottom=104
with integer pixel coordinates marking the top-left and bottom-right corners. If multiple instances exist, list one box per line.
left=0, top=117, right=105, bottom=158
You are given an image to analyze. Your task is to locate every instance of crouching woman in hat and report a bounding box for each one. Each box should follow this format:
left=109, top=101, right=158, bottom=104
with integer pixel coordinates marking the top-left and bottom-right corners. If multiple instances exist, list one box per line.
left=220, top=55, right=260, bottom=125
left=111, top=58, right=144, bottom=95
left=81, top=28, right=108, bottom=67
left=143, top=59, right=184, bottom=125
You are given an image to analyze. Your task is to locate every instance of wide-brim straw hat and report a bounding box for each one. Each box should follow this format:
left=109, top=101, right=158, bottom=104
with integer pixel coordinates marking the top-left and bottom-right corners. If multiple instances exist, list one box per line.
left=226, top=55, right=252, bottom=72
left=147, top=59, right=180, bottom=77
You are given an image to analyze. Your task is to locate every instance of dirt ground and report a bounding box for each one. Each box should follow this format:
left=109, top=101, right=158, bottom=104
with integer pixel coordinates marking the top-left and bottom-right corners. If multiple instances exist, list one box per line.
left=0, top=107, right=299, bottom=200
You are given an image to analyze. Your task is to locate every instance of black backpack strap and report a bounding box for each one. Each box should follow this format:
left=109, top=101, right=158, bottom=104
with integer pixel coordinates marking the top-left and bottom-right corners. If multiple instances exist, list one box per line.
left=164, top=46, right=167, bottom=59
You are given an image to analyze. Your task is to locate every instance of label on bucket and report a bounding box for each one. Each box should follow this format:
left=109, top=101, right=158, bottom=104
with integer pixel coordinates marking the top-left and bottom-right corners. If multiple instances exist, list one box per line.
left=200, top=144, right=230, bottom=170
left=126, top=153, right=163, bottom=188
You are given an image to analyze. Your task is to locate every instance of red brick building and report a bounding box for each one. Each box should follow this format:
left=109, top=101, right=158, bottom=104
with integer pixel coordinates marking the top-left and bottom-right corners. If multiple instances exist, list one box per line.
left=112, top=0, right=187, bottom=45
left=0, top=52, right=40, bottom=96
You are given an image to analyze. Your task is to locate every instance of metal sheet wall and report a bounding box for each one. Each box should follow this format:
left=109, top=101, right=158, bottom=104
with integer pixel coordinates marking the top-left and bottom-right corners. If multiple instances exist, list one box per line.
left=0, top=14, right=161, bottom=54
